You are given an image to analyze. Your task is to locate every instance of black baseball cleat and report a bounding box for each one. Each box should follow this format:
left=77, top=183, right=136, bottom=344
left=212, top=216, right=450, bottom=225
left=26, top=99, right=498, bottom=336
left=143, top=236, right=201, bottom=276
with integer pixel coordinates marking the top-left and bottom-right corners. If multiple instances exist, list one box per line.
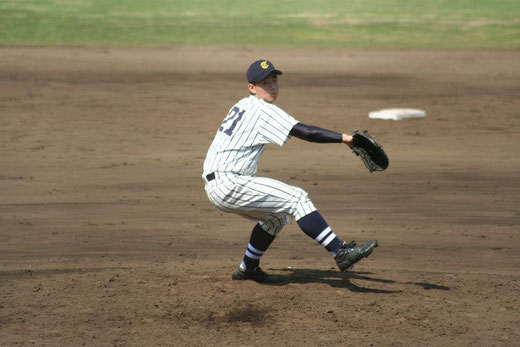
left=334, top=240, right=378, bottom=272
left=231, top=266, right=276, bottom=283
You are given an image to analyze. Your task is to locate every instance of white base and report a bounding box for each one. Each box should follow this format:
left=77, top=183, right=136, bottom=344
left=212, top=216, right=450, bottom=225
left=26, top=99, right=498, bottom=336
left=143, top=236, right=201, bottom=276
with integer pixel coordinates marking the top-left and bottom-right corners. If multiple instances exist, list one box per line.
left=369, top=108, right=426, bottom=121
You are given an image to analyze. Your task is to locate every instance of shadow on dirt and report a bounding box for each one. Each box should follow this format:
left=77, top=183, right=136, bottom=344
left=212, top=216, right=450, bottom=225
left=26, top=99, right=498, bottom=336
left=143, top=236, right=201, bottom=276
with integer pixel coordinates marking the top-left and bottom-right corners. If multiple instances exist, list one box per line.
left=265, top=268, right=450, bottom=293
left=406, top=282, right=450, bottom=291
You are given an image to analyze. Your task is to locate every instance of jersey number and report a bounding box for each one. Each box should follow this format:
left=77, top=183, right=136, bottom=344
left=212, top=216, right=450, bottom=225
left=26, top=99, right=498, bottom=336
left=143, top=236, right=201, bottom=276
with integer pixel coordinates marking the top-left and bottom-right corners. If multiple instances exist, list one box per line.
left=219, top=107, right=245, bottom=136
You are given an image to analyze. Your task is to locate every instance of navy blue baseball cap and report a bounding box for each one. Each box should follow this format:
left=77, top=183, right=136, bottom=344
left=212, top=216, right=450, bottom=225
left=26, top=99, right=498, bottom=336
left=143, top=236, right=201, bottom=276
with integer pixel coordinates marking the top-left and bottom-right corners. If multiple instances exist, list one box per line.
left=246, top=60, right=282, bottom=83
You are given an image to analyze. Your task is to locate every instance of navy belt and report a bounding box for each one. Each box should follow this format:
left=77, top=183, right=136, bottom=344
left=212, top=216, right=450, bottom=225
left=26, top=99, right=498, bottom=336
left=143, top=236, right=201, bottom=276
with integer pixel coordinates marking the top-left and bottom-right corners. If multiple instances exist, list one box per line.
left=206, top=172, right=216, bottom=182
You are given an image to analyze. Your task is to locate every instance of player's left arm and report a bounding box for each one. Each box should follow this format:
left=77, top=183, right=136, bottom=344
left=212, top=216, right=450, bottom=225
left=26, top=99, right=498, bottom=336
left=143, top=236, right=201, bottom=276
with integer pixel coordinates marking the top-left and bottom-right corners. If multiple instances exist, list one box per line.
left=289, top=123, right=353, bottom=146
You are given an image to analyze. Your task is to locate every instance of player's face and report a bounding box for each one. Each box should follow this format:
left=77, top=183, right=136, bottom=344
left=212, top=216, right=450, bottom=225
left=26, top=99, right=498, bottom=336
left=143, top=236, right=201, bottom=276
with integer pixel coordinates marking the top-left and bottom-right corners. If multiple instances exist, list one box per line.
left=249, top=74, right=279, bottom=103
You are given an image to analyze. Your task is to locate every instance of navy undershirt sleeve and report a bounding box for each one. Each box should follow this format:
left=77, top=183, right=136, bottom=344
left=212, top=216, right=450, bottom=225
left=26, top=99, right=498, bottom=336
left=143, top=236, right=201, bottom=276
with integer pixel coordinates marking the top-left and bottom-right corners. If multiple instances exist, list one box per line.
left=289, top=123, right=343, bottom=143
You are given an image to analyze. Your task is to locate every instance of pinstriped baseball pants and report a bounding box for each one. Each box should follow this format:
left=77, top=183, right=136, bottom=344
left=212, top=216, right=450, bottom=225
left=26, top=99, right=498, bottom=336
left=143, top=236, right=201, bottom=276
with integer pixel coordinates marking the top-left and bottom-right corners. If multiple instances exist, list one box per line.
left=204, top=172, right=317, bottom=236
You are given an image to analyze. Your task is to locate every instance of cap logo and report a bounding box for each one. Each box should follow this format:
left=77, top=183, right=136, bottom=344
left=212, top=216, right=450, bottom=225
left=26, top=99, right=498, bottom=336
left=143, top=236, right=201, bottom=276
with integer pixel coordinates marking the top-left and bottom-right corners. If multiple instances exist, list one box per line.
left=260, top=61, right=269, bottom=69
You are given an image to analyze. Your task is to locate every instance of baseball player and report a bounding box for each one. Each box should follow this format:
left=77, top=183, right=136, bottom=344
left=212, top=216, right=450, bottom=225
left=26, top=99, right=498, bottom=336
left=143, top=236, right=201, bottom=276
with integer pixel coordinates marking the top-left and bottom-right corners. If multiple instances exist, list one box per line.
left=202, top=59, right=378, bottom=282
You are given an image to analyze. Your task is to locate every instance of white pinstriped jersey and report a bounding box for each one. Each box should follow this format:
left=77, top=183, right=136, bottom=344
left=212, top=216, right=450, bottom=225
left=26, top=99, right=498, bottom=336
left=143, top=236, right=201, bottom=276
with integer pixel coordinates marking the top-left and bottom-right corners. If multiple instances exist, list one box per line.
left=203, top=95, right=299, bottom=177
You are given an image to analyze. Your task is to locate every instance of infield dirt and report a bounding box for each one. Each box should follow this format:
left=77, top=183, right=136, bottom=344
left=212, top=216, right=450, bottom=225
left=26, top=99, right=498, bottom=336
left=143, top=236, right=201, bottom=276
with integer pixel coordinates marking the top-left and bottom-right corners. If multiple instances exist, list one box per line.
left=1, top=47, right=519, bottom=346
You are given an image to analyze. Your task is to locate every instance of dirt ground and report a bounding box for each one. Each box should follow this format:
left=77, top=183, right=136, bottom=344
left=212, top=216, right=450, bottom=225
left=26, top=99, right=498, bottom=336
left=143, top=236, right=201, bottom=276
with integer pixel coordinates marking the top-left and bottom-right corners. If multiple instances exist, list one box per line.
left=0, top=46, right=519, bottom=346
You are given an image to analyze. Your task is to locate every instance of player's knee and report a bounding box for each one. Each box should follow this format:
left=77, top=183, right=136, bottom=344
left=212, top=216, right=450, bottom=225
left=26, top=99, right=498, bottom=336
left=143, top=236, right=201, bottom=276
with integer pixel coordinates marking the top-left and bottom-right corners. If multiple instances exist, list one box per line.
left=293, top=187, right=308, bottom=200
left=292, top=188, right=316, bottom=220
left=260, top=216, right=289, bottom=236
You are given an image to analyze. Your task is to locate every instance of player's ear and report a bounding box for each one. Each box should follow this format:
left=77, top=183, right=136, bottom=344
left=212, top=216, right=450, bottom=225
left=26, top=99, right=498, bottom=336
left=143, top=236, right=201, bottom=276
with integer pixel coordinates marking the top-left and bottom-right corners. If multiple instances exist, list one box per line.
left=247, top=83, right=256, bottom=95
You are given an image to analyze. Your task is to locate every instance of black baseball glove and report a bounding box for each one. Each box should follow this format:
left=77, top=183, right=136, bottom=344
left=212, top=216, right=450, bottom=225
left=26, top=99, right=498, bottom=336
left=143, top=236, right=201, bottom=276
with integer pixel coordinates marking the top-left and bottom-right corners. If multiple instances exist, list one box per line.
left=350, top=130, right=389, bottom=173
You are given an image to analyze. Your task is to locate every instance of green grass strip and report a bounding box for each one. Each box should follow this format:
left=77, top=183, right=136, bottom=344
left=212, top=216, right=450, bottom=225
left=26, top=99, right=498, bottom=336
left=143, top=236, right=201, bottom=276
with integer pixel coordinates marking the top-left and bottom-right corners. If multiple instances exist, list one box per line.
left=1, top=0, right=519, bottom=49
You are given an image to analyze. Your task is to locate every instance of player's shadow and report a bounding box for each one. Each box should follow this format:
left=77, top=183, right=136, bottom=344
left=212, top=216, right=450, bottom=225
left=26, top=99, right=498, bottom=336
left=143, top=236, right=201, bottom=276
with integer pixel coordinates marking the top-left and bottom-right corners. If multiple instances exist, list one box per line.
left=263, top=268, right=449, bottom=293
left=262, top=268, right=399, bottom=293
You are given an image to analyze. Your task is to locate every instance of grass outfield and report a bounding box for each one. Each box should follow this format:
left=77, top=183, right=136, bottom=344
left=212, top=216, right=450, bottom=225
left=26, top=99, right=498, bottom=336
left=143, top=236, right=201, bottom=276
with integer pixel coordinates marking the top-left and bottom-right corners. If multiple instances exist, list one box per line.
left=0, top=0, right=519, bottom=49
